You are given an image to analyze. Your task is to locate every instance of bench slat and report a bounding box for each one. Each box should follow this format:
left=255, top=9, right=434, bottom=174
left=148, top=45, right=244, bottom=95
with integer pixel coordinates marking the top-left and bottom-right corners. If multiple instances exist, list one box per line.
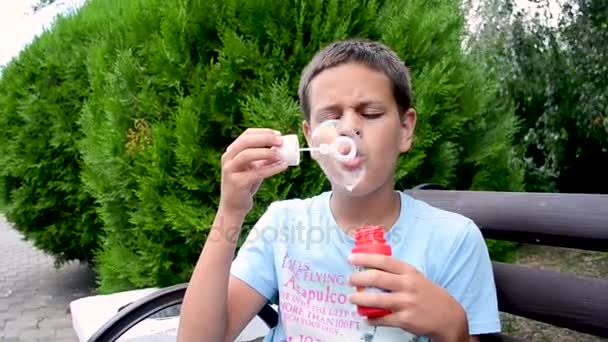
left=407, top=190, right=608, bottom=251
left=492, top=262, right=608, bottom=338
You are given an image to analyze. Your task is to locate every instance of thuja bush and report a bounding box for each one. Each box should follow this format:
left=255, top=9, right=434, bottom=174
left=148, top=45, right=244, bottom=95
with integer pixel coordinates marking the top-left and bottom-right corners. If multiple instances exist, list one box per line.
left=1, top=0, right=523, bottom=292
left=80, top=0, right=523, bottom=293
left=0, top=5, right=108, bottom=265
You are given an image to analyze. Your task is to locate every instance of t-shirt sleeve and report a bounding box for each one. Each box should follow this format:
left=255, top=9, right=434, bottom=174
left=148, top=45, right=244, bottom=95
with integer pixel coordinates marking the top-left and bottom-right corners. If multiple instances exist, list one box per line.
left=230, top=203, right=280, bottom=302
left=436, top=220, right=501, bottom=335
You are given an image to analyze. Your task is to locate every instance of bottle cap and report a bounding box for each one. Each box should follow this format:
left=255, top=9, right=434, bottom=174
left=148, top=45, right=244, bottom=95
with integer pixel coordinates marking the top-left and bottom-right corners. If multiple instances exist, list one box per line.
left=354, top=226, right=386, bottom=244
left=277, top=134, right=300, bottom=166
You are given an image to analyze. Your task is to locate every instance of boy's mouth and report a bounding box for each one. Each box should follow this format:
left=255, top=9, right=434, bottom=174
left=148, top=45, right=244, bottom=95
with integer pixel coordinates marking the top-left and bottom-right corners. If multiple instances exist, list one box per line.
left=342, top=155, right=364, bottom=169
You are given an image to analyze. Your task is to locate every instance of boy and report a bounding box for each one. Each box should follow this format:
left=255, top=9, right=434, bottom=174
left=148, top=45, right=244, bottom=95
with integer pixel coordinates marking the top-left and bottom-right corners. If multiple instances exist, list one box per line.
left=178, top=39, right=501, bottom=341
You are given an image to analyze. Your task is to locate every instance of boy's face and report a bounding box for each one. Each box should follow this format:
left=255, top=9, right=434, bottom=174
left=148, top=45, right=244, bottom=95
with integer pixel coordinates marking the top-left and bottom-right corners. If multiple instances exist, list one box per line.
left=303, top=62, right=416, bottom=194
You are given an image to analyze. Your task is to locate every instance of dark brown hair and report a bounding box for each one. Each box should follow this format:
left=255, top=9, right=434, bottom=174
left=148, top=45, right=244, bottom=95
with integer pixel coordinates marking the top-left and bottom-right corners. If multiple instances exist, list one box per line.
left=298, top=38, right=413, bottom=121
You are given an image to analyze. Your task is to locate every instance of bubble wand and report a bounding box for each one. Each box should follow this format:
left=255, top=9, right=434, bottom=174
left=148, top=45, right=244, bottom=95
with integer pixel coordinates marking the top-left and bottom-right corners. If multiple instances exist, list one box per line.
left=276, top=134, right=357, bottom=166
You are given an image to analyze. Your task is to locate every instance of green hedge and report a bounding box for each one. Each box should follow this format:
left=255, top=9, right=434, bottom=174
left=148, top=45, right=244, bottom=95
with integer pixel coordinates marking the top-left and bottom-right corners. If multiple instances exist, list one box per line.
left=0, top=9, right=105, bottom=264
left=0, top=0, right=523, bottom=293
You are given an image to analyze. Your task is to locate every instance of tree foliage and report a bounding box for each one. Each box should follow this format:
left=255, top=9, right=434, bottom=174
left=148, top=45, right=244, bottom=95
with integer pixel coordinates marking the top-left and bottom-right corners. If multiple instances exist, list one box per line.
left=469, top=0, right=608, bottom=193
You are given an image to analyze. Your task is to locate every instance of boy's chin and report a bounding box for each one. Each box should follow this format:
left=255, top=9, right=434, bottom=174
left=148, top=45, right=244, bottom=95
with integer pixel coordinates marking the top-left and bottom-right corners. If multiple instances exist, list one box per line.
left=330, top=182, right=368, bottom=196
left=329, top=176, right=392, bottom=197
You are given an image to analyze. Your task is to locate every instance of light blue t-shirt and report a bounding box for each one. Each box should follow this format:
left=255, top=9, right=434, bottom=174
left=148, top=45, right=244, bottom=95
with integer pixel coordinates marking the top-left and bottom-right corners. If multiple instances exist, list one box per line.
left=231, top=190, right=501, bottom=341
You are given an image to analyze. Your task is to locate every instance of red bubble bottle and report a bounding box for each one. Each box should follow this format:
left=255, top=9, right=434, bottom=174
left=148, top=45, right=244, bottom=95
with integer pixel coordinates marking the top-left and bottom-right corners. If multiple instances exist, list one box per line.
left=351, top=225, right=392, bottom=318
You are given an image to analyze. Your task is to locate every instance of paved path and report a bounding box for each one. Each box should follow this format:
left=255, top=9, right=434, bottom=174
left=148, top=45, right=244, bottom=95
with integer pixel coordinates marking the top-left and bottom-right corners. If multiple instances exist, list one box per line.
left=0, top=216, right=96, bottom=342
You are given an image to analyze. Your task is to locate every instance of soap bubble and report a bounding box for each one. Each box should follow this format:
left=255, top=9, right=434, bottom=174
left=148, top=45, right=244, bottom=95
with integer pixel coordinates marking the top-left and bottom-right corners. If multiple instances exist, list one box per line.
left=309, top=120, right=366, bottom=192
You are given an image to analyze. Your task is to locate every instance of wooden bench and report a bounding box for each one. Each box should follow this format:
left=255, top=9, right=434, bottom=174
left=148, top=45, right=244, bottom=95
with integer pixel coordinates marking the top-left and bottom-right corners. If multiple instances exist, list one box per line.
left=88, top=188, right=608, bottom=341
left=409, top=187, right=608, bottom=341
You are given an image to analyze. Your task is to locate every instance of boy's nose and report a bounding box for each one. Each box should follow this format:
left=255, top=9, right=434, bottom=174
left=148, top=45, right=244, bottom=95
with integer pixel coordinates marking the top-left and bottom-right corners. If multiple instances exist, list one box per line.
left=338, top=111, right=363, bottom=138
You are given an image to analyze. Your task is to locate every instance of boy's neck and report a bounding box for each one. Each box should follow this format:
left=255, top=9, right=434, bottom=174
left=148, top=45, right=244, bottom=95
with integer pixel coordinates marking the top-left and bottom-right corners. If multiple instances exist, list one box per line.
left=329, top=182, right=401, bottom=237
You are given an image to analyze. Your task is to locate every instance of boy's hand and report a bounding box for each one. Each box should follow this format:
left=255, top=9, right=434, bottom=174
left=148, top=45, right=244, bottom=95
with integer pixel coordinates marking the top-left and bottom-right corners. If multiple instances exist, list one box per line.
left=219, top=128, right=288, bottom=218
left=348, top=254, right=469, bottom=342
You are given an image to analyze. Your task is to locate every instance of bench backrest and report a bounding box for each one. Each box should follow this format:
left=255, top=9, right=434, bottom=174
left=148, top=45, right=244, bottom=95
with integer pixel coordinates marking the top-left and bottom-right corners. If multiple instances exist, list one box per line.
left=406, top=189, right=608, bottom=338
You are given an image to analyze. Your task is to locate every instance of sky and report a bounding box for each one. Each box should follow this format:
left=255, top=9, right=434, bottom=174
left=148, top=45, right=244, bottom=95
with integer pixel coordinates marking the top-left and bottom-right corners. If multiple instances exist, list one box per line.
left=0, top=0, right=565, bottom=69
left=0, top=0, right=85, bottom=68
left=466, top=0, right=567, bottom=34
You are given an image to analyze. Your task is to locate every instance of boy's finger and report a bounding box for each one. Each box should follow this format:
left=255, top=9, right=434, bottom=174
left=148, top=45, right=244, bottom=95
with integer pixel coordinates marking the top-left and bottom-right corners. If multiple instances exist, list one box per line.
left=243, top=160, right=288, bottom=183
left=229, top=148, right=280, bottom=171
left=251, top=157, right=281, bottom=168
left=243, top=128, right=282, bottom=136
left=224, top=132, right=282, bottom=162
left=225, top=133, right=283, bottom=167
left=348, top=269, right=403, bottom=291
left=348, top=253, right=416, bottom=274
left=348, top=291, right=399, bottom=311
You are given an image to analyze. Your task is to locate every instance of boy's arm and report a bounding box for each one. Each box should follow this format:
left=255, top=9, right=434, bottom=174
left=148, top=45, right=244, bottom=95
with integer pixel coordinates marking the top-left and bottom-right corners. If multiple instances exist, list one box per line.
left=436, top=221, right=501, bottom=337
left=178, top=128, right=287, bottom=341
left=178, top=209, right=268, bottom=342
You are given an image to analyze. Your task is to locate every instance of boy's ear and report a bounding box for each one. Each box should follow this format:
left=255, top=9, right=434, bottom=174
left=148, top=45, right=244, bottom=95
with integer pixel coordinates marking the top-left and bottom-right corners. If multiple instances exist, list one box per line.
left=398, top=108, right=417, bottom=153
left=302, top=120, right=312, bottom=147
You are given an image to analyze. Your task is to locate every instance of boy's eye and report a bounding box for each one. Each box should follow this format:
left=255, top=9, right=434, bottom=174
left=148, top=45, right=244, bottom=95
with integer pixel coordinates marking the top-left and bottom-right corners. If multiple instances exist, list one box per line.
left=362, top=112, right=383, bottom=118
left=319, top=113, right=340, bottom=122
